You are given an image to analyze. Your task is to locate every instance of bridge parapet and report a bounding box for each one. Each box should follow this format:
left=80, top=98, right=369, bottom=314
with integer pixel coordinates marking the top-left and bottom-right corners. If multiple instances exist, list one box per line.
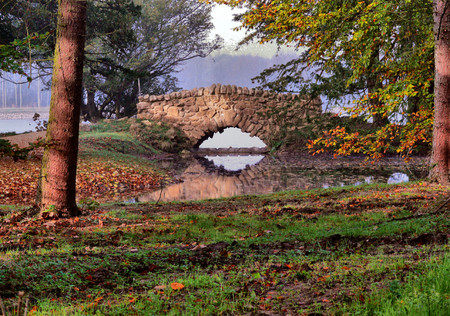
left=137, top=84, right=321, bottom=146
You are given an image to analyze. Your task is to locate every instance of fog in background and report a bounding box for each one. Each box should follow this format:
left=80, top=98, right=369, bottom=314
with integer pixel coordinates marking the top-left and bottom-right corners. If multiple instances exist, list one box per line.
left=176, top=52, right=297, bottom=90
left=0, top=73, right=50, bottom=109
left=0, top=5, right=299, bottom=110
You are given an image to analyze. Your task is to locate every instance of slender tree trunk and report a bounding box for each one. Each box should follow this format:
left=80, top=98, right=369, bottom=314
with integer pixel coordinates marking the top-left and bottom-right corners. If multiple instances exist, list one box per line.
left=19, top=83, right=22, bottom=108
left=38, top=0, right=87, bottom=217
left=2, top=79, right=6, bottom=108
left=430, top=0, right=450, bottom=184
left=37, top=78, right=41, bottom=108
left=367, top=46, right=388, bottom=127
left=14, top=83, right=17, bottom=107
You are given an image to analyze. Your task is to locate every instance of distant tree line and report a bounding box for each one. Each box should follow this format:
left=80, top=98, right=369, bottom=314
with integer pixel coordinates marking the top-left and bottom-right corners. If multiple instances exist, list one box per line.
left=0, top=73, right=50, bottom=108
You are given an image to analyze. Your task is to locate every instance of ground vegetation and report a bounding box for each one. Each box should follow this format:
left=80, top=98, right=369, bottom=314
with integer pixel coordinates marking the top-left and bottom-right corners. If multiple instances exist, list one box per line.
left=0, top=180, right=448, bottom=314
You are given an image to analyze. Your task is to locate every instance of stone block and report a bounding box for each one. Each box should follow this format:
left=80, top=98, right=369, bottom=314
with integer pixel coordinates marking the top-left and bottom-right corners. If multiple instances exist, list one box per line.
left=244, top=108, right=255, bottom=116
left=215, top=83, right=222, bottom=94
left=223, top=110, right=236, bottom=126
left=136, top=102, right=148, bottom=111
left=242, top=120, right=252, bottom=132
left=249, top=124, right=263, bottom=137
left=167, top=107, right=179, bottom=117
left=233, top=114, right=242, bottom=126
left=220, top=85, right=228, bottom=94
left=235, top=101, right=246, bottom=110
left=237, top=116, right=247, bottom=129
left=206, top=84, right=216, bottom=95
left=196, top=98, right=206, bottom=107
left=206, top=110, right=215, bottom=118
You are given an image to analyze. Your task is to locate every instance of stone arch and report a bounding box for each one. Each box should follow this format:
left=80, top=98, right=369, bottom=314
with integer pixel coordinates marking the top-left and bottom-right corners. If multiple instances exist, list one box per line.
left=137, top=83, right=322, bottom=147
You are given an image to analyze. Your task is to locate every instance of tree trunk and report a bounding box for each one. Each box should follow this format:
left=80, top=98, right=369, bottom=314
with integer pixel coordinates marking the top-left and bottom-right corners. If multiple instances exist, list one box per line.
left=38, top=0, right=87, bottom=217
left=14, top=83, right=17, bottom=107
left=19, top=83, right=22, bottom=108
left=2, top=78, right=6, bottom=108
left=430, top=0, right=450, bottom=184
left=367, top=46, right=388, bottom=127
left=82, top=89, right=101, bottom=122
left=37, top=78, right=41, bottom=108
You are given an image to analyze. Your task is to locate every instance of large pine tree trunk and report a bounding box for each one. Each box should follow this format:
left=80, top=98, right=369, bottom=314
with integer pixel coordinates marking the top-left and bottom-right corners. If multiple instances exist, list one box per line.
left=430, top=0, right=450, bottom=184
left=38, top=0, right=87, bottom=217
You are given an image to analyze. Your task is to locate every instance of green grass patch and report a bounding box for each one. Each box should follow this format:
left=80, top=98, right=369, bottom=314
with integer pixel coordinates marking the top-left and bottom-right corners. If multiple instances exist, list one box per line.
left=341, top=254, right=449, bottom=315
left=0, top=182, right=448, bottom=315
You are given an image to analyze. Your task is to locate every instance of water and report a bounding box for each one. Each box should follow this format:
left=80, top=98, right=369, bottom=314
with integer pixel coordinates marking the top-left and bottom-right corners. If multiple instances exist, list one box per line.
left=135, top=153, right=425, bottom=202
left=204, top=155, right=265, bottom=171
left=0, top=119, right=38, bottom=133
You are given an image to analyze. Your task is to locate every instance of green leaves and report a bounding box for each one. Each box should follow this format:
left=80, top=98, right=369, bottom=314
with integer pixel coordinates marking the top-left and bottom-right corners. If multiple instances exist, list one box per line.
left=0, top=29, right=52, bottom=78
left=214, top=0, right=435, bottom=160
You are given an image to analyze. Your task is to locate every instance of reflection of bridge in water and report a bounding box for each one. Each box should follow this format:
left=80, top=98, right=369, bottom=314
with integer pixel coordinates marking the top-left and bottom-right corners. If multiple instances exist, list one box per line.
left=136, top=154, right=418, bottom=202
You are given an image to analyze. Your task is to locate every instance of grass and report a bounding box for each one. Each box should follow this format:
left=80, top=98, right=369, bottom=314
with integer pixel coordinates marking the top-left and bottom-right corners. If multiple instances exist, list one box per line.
left=0, top=120, right=448, bottom=314
left=0, top=182, right=448, bottom=315
left=343, top=254, right=449, bottom=315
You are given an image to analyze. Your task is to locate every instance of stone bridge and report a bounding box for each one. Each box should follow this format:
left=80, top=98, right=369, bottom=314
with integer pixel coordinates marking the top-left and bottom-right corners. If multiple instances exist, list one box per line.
left=137, top=84, right=322, bottom=147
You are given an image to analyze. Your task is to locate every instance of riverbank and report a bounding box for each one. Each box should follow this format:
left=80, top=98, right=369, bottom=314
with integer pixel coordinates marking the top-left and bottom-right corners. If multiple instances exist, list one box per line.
left=0, top=107, right=49, bottom=120
left=0, top=128, right=430, bottom=205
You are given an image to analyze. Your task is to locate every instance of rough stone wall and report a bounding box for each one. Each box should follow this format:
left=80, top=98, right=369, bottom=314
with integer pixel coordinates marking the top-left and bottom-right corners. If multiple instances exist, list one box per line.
left=137, top=83, right=322, bottom=146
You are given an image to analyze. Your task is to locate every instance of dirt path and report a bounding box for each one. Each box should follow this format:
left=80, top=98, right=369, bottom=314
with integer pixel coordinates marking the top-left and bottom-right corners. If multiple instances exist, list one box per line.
left=1, top=131, right=46, bottom=148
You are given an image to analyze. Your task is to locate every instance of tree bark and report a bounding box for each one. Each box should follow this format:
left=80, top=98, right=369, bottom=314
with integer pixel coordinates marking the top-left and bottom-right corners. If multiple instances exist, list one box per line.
left=81, top=89, right=101, bottom=122
left=430, top=0, right=450, bottom=184
left=38, top=0, right=87, bottom=217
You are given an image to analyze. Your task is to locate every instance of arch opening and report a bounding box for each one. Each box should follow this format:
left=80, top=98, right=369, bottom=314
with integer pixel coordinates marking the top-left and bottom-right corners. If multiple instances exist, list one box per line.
left=197, top=127, right=266, bottom=149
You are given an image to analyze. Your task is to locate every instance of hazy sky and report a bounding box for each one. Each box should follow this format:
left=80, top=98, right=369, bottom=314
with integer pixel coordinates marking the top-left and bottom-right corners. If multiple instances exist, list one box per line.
left=209, top=4, right=297, bottom=58
left=210, top=5, right=245, bottom=44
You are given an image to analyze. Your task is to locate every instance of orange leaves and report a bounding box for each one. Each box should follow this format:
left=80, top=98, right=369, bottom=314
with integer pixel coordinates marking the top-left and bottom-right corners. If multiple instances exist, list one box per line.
left=0, top=159, right=40, bottom=204
left=153, top=282, right=185, bottom=293
left=76, top=157, right=164, bottom=201
left=170, top=282, right=185, bottom=291
left=0, top=154, right=164, bottom=205
left=317, top=275, right=331, bottom=282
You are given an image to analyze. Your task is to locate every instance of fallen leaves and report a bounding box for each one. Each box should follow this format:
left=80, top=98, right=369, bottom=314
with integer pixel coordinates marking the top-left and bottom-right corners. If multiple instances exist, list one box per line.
left=153, top=282, right=185, bottom=292
left=0, top=155, right=164, bottom=205
left=170, top=282, right=185, bottom=291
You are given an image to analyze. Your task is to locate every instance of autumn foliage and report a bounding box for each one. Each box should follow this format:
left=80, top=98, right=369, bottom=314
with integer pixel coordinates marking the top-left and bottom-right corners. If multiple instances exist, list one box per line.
left=212, top=0, right=436, bottom=160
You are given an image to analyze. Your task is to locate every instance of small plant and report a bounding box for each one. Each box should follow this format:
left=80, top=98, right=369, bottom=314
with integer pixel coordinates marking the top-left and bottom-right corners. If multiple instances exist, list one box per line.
left=0, top=139, right=30, bottom=161
left=0, top=292, right=30, bottom=316
left=40, top=204, right=57, bottom=218
left=32, top=113, right=47, bottom=132
left=79, top=197, right=100, bottom=211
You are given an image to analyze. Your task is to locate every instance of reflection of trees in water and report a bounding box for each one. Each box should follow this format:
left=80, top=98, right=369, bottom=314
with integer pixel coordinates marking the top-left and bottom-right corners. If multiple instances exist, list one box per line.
left=138, top=155, right=425, bottom=202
